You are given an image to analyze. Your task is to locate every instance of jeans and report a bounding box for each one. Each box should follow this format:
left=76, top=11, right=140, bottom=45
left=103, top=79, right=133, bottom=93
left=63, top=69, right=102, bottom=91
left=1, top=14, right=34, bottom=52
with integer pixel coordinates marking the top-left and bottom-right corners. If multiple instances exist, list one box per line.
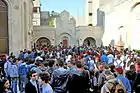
left=20, top=75, right=27, bottom=92
left=11, top=77, right=18, bottom=93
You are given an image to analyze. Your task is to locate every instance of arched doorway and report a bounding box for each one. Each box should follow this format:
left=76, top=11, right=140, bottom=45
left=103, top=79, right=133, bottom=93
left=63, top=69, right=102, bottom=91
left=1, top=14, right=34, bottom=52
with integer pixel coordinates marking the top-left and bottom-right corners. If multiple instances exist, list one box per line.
left=62, top=36, right=68, bottom=48
left=0, top=0, right=9, bottom=54
left=83, top=37, right=96, bottom=47
left=36, top=37, right=51, bottom=47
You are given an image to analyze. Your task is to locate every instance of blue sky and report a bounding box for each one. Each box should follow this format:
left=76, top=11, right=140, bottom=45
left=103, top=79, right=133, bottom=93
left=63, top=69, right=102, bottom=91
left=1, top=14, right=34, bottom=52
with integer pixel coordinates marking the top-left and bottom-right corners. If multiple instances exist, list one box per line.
left=41, top=0, right=85, bottom=16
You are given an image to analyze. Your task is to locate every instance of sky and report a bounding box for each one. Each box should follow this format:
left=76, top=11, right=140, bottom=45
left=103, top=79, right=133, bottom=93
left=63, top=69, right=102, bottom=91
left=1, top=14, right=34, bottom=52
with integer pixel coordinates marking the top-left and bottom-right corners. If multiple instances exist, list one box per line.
left=41, top=0, right=85, bottom=16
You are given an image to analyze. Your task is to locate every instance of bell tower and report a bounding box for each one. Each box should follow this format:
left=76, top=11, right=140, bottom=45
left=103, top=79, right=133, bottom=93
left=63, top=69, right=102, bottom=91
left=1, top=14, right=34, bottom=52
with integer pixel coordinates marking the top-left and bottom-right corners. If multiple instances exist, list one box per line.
left=85, top=0, right=99, bottom=26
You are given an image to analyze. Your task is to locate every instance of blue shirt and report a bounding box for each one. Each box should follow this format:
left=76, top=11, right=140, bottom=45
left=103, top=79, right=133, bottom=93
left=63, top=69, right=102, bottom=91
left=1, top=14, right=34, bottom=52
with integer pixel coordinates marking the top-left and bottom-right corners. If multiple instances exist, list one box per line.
left=42, top=83, right=53, bottom=93
left=100, top=55, right=108, bottom=64
left=116, top=75, right=131, bottom=93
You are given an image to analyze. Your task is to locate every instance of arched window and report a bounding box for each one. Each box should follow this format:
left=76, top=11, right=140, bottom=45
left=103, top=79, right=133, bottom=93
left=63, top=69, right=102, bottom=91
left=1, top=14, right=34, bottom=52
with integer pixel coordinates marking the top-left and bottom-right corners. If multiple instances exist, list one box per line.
left=0, top=0, right=8, bottom=54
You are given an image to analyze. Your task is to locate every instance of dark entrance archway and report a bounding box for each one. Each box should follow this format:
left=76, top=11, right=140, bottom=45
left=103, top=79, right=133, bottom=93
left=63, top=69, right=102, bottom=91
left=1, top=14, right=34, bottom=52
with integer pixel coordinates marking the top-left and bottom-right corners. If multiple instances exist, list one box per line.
left=0, top=0, right=9, bottom=54
left=83, top=37, right=96, bottom=47
left=36, top=37, right=51, bottom=47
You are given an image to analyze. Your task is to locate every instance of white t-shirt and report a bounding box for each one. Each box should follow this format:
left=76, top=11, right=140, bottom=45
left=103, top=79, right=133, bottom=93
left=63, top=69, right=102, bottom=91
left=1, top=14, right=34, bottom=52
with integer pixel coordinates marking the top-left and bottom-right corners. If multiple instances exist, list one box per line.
left=35, top=56, right=43, bottom=61
left=114, top=59, right=124, bottom=68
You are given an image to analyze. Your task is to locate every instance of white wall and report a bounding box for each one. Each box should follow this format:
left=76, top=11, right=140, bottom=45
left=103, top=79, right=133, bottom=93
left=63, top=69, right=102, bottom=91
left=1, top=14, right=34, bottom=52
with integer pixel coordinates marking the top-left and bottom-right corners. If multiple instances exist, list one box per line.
left=33, top=0, right=40, bottom=7
left=102, top=0, right=131, bottom=48
left=76, top=26, right=104, bottom=47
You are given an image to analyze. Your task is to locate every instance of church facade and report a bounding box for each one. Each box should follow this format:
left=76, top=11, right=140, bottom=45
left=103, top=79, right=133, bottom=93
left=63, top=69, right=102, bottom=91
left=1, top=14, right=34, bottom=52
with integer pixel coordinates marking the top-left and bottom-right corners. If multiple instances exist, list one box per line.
left=33, top=10, right=104, bottom=48
left=0, top=0, right=33, bottom=55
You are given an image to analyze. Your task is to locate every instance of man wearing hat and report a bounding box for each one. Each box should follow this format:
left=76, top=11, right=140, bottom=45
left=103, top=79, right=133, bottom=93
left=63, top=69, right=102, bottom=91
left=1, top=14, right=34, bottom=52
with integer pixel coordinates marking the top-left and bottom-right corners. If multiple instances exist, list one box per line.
left=115, top=67, right=131, bottom=93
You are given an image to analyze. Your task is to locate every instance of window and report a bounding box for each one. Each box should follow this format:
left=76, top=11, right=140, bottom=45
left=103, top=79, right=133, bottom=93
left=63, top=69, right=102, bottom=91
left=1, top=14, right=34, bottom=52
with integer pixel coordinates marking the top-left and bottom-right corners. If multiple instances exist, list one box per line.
left=33, top=7, right=37, bottom=12
left=89, top=13, right=92, bottom=16
left=88, top=24, right=93, bottom=26
left=33, top=7, right=40, bottom=13
left=88, top=1, right=92, bottom=3
left=88, top=1, right=92, bottom=13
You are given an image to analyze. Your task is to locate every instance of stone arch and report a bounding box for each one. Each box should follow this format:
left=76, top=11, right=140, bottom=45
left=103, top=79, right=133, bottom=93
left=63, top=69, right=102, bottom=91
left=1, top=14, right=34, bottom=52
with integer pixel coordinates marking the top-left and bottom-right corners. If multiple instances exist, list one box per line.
left=58, top=33, right=72, bottom=47
left=83, top=37, right=96, bottom=47
left=131, top=2, right=140, bottom=11
left=36, top=37, right=51, bottom=47
left=0, top=0, right=9, bottom=54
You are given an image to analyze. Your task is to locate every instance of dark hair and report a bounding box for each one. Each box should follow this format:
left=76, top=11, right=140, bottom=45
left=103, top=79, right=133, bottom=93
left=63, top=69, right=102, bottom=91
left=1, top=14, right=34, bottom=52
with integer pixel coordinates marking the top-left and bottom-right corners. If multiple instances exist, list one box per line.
left=48, top=60, right=55, bottom=67
left=43, top=62, right=49, bottom=67
left=24, top=58, right=29, bottom=62
left=39, top=72, right=50, bottom=83
left=38, top=53, right=41, bottom=56
left=76, top=61, right=83, bottom=68
left=35, top=61, right=42, bottom=66
left=13, top=58, right=18, bottom=63
left=0, top=78, right=9, bottom=93
left=27, top=70, right=36, bottom=79
left=8, top=56, right=13, bottom=60
left=57, top=59, right=64, bottom=67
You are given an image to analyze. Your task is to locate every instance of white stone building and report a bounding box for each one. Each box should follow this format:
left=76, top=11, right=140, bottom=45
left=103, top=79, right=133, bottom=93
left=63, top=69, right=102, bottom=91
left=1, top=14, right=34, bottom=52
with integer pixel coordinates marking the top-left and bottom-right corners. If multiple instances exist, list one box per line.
left=33, top=10, right=104, bottom=47
left=0, top=0, right=33, bottom=55
left=99, top=0, right=140, bottom=49
left=84, top=0, right=140, bottom=49
left=33, top=0, right=40, bottom=26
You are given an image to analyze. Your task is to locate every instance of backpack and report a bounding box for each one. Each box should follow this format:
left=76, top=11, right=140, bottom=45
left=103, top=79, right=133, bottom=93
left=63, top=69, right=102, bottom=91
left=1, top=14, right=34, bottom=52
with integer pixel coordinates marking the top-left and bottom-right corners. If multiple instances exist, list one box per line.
left=19, top=63, right=27, bottom=76
left=52, top=71, right=69, bottom=92
left=108, top=82, right=126, bottom=93
left=10, top=63, right=19, bottom=78
left=68, top=70, right=90, bottom=93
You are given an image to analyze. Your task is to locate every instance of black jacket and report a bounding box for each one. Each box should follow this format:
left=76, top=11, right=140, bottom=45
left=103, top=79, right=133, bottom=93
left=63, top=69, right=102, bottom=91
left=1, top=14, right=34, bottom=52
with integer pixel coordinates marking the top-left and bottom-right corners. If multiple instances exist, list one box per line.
left=25, top=81, right=40, bottom=93
left=67, top=70, right=90, bottom=93
left=50, top=68, right=69, bottom=93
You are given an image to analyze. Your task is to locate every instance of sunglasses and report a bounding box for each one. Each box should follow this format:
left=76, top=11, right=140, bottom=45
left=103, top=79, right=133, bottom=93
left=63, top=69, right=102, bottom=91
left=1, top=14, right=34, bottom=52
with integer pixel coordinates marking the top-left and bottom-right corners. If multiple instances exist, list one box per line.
left=32, top=75, right=37, bottom=77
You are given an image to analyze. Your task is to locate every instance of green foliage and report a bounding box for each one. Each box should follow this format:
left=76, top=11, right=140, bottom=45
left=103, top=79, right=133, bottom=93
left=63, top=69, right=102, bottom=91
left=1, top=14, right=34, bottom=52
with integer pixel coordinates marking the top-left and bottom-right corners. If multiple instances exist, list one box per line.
left=136, top=50, right=140, bottom=54
left=48, top=17, right=55, bottom=26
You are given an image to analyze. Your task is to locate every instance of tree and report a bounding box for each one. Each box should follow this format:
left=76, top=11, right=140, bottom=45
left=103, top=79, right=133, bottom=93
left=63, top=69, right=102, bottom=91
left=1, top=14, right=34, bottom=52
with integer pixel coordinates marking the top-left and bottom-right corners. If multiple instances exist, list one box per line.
left=48, top=16, right=54, bottom=26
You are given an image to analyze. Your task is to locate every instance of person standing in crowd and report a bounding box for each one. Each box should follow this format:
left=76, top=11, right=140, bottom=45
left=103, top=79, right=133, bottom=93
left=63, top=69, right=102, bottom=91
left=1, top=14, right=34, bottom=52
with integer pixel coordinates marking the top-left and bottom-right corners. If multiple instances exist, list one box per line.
left=115, top=67, right=131, bottom=93
left=30, top=60, right=43, bottom=74
left=50, top=59, right=69, bottom=93
left=39, top=72, right=53, bottom=93
left=88, top=56, right=98, bottom=71
left=9, top=58, right=19, bottom=93
left=47, top=60, right=55, bottom=77
left=107, top=52, right=114, bottom=65
left=25, top=71, right=40, bottom=93
left=100, top=52, right=108, bottom=65
left=4, top=56, right=13, bottom=81
left=114, top=53, right=124, bottom=68
left=67, top=61, right=90, bottom=93
left=19, top=58, right=28, bottom=92
left=35, top=53, right=43, bottom=61
left=0, top=78, right=13, bottom=93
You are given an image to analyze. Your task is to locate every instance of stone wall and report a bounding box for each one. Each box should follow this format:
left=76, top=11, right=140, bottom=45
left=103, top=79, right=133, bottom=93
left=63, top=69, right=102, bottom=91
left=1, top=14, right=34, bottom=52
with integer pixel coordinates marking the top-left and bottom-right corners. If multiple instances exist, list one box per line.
left=6, top=0, right=33, bottom=55
left=76, top=26, right=104, bottom=47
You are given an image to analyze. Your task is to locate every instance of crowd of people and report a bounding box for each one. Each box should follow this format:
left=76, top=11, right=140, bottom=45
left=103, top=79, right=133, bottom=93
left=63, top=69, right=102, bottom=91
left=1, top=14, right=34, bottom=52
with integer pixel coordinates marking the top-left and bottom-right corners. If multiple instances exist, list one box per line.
left=0, top=45, right=140, bottom=93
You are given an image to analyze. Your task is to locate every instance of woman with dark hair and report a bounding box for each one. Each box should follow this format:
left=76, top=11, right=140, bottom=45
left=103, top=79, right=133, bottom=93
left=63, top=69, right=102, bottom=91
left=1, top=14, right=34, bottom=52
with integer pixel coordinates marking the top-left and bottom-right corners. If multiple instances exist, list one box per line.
left=0, top=78, right=13, bottom=93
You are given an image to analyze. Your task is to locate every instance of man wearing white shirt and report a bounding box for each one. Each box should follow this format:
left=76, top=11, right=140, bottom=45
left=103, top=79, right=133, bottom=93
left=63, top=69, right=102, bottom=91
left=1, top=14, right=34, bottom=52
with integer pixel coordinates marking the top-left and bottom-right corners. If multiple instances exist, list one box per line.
left=114, top=54, right=124, bottom=68
left=35, top=53, right=43, bottom=61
